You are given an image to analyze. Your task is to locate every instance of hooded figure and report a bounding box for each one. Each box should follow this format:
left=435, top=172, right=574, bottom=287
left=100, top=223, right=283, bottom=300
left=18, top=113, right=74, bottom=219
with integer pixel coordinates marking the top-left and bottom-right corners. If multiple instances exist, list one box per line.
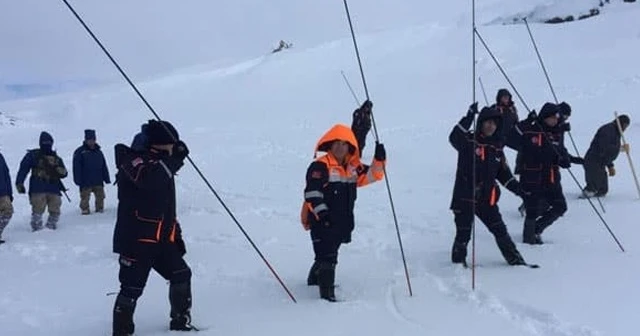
left=73, top=129, right=111, bottom=214
left=506, top=104, right=570, bottom=245
left=449, top=103, right=528, bottom=267
left=15, top=131, right=68, bottom=231
left=131, top=124, right=149, bottom=152
left=491, top=89, right=519, bottom=141
left=301, top=124, right=386, bottom=301
left=581, top=114, right=631, bottom=197
left=111, top=119, right=195, bottom=335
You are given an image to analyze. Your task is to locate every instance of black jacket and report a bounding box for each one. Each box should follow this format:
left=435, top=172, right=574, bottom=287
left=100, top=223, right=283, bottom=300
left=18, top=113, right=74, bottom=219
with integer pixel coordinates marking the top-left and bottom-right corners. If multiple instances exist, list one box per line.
left=507, top=117, right=570, bottom=192
left=112, top=144, right=186, bottom=257
left=449, top=107, right=521, bottom=211
left=490, top=103, right=519, bottom=142
left=584, top=122, right=622, bottom=168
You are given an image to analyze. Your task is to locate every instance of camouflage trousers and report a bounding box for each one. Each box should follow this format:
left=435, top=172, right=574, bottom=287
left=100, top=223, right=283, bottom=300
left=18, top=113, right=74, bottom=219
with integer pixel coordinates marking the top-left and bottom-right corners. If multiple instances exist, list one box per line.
left=80, top=186, right=105, bottom=214
left=0, top=196, right=13, bottom=239
left=30, top=193, right=62, bottom=231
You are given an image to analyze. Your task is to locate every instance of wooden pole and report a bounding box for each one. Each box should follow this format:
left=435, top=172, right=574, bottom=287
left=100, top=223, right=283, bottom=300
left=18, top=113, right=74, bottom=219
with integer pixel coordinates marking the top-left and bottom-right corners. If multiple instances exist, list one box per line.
left=614, top=111, right=640, bottom=199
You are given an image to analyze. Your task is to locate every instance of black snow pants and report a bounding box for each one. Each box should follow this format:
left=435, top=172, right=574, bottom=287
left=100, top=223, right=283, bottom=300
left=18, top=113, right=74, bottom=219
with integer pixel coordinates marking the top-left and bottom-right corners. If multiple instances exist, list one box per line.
left=583, top=156, right=609, bottom=196
left=452, top=203, right=523, bottom=265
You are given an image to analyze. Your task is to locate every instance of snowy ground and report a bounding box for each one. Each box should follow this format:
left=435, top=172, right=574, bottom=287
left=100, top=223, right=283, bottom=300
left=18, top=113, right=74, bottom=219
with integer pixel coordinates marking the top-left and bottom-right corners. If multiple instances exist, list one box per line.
left=1, top=1, right=640, bottom=335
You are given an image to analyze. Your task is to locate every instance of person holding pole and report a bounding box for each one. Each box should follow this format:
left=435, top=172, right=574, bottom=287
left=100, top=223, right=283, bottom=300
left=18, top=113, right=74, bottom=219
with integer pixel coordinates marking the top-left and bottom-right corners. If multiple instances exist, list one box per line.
left=581, top=114, right=631, bottom=198
left=301, top=124, right=386, bottom=302
left=111, top=120, right=196, bottom=334
left=449, top=103, right=532, bottom=267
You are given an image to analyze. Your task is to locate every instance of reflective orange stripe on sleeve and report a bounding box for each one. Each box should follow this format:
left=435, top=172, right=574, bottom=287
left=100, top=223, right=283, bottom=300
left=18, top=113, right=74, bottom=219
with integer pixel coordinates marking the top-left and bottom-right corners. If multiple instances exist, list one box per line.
left=478, top=146, right=486, bottom=161
left=489, top=186, right=497, bottom=206
left=155, top=221, right=163, bottom=242
left=169, top=223, right=176, bottom=243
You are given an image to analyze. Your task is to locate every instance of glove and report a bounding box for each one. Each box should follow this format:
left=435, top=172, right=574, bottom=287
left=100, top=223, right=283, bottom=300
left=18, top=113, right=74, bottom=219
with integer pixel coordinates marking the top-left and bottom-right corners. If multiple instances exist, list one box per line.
left=622, top=143, right=630, bottom=153
left=558, top=156, right=571, bottom=169
left=163, top=141, right=189, bottom=174
left=560, top=122, right=571, bottom=132
left=518, top=187, right=532, bottom=200
left=16, top=184, right=26, bottom=194
left=558, top=101, right=572, bottom=118
left=526, top=110, right=537, bottom=123
left=374, top=142, right=386, bottom=161
left=570, top=156, right=585, bottom=165
left=467, top=102, right=479, bottom=117
left=317, top=210, right=330, bottom=227
left=360, top=100, right=373, bottom=113
left=173, top=140, right=190, bottom=161
left=608, top=166, right=616, bottom=177
left=55, top=166, right=67, bottom=176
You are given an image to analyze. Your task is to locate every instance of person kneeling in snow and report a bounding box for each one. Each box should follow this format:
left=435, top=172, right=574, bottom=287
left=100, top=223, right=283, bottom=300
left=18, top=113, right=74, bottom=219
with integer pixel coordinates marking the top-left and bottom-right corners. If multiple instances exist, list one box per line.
left=449, top=103, right=528, bottom=267
left=301, top=123, right=386, bottom=302
left=111, top=120, right=195, bottom=335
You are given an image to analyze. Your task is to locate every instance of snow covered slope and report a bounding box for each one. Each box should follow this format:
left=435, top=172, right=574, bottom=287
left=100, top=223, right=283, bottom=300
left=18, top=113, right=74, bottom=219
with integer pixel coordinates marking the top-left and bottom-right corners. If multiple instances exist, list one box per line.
left=1, top=1, right=640, bottom=335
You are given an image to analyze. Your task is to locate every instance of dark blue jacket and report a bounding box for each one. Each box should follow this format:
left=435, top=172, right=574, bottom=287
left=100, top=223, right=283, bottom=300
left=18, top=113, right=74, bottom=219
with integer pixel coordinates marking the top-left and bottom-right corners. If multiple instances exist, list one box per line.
left=73, top=143, right=111, bottom=188
left=131, top=124, right=149, bottom=152
left=0, top=153, right=12, bottom=198
left=16, top=149, right=68, bottom=196
left=449, top=107, right=521, bottom=211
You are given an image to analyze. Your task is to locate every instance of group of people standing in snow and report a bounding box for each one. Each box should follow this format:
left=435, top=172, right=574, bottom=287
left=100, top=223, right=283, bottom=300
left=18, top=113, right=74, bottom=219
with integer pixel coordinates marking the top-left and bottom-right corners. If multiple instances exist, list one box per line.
left=0, top=129, right=111, bottom=244
left=0, top=97, right=628, bottom=333
left=449, top=89, right=631, bottom=267
left=107, top=93, right=633, bottom=334
left=108, top=103, right=384, bottom=335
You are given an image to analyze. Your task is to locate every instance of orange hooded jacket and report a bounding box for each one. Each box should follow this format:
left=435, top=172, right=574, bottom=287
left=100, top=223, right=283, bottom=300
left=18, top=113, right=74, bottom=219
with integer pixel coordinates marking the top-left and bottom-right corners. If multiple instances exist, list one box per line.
left=300, top=124, right=385, bottom=230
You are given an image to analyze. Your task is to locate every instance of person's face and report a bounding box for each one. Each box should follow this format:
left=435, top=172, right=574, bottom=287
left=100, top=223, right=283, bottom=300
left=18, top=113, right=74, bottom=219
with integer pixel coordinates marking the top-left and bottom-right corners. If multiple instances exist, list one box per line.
left=86, top=139, right=96, bottom=147
left=544, top=115, right=559, bottom=127
left=152, top=143, right=175, bottom=155
left=482, top=119, right=497, bottom=137
left=330, top=141, right=350, bottom=162
left=500, top=95, right=511, bottom=105
left=621, top=122, right=629, bottom=132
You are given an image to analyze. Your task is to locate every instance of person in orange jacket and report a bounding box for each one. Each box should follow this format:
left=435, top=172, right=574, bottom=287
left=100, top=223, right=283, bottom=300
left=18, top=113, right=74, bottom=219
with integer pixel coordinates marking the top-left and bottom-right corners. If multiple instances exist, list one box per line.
left=300, top=124, right=386, bottom=302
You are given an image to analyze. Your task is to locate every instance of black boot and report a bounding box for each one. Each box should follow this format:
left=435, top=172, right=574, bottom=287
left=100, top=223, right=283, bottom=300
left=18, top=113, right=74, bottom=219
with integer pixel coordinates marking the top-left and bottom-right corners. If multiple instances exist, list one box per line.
left=169, top=282, right=196, bottom=331
left=112, top=294, right=136, bottom=336
left=535, top=214, right=557, bottom=237
left=506, top=250, right=527, bottom=266
left=534, top=234, right=544, bottom=245
left=451, top=241, right=468, bottom=265
left=307, top=261, right=320, bottom=286
left=319, top=286, right=336, bottom=302
left=317, top=262, right=337, bottom=302
left=522, top=219, right=538, bottom=245
left=496, top=236, right=526, bottom=266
